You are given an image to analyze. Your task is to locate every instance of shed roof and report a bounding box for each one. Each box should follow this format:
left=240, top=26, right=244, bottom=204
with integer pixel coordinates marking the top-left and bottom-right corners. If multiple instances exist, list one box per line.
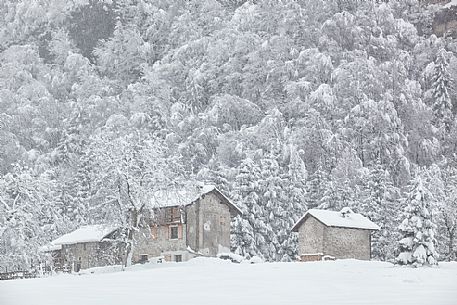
left=39, top=243, right=62, bottom=252
left=292, top=208, right=380, bottom=232
left=149, top=184, right=242, bottom=216
left=50, top=225, right=119, bottom=245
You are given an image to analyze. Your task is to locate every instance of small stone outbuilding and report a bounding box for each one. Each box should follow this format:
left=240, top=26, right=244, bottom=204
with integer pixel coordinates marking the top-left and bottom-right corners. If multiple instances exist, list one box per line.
left=43, top=225, right=124, bottom=272
left=291, top=208, right=379, bottom=261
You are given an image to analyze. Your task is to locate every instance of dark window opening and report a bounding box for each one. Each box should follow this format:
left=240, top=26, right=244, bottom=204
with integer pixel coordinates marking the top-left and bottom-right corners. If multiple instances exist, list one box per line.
left=170, top=226, right=179, bottom=239
left=166, top=207, right=181, bottom=223
left=175, top=255, right=182, bottom=262
left=139, top=254, right=149, bottom=264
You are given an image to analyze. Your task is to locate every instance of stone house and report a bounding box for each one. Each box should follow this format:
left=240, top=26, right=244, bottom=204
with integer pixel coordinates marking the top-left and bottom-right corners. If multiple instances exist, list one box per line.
left=132, top=185, right=242, bottom=263
left=43, top=225, right=124, bottom=272
left=43, top=185, right=242, bottom=270
left=291, top=208, right=379, bottom=261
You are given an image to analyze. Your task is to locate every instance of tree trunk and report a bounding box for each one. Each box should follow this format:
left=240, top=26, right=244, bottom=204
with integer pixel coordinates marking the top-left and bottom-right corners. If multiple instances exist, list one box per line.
left=123, top=208, right=138, bottom=267
left=123, top=228, right=134, bottom=267
left=449, top=232, right=455, bottom=261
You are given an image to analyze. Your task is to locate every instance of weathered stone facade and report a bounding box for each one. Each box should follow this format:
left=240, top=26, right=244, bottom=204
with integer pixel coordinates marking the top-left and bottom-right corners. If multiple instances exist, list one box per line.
left=186, top=192, right=231, bottom=256
left=47, top=188, right=240, bottom=269
left=298, top=216, right=325, bottom=255
left=433, top=6, right=457, bottom=38
left=132, top=189, right=238, bottom=263
left=324, top=226, right=371, bottom=260
left=133, top=223, right=189, bottom=263
left=296, top=214, right=375, bottom=261
left=60, top=240, right=124, bottom=271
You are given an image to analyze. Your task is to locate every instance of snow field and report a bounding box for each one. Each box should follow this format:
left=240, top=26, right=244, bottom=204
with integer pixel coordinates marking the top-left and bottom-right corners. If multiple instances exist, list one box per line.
left=1, top=258, right=456, bottom=305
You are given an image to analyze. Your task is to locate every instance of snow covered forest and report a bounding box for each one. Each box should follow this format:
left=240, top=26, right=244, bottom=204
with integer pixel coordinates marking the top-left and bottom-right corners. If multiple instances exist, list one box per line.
left=1, top=0, right=457, bottom=271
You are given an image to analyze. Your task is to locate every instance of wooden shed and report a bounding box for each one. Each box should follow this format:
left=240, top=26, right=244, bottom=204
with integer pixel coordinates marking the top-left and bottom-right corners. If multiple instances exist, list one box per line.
left=291, top=208, right=379, bottom=261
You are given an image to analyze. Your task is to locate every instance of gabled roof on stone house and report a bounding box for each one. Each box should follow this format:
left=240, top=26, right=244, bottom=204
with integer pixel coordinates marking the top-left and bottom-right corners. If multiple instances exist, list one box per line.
left=50, top=225, right=119, bottom=246
left=291, top=208, right=380, bottom=232
left=149, top=184, right=242, bottom=216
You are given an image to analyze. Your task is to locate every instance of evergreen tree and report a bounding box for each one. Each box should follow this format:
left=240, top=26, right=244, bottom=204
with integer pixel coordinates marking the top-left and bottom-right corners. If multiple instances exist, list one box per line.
left=360, top=160, right=399, bottom=260
left=257, top=155, right=283, bottom=261
left=431, top=48, right=453, bottom=133
left=437, top=165, right=457, bottom=261
left=397, top=175, right=438, bottom=266
left=231, top=158, right=262, bottom=259
left=282, top=145, right=308, bottom=260
left=305, top=163, right=329, bottom=209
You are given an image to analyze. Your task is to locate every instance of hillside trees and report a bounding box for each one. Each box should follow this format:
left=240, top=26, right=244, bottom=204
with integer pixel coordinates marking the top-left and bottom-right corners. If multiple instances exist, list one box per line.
left=67, top=0, right=116, bottom=62
left=2, top=0, right=457, bottom=268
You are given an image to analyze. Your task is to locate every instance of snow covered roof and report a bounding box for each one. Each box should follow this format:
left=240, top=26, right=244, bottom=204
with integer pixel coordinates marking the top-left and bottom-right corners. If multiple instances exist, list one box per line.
left=50, top=225, right=119, bottom=246
left=445, top=0, right=457, bottom=8
left=150, top=185, right=216, bottom=208
left=292, top=208, right=380, bottom=232
left=39, top=244, right=62, bottom=252
left=149, top=184, right=242, bottom=215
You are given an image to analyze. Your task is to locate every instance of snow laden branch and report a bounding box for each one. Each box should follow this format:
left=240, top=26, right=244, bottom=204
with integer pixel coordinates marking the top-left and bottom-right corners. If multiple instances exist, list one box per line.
left=0, top=166, right=59, bottom=270
left=87, top=128, right=189, bottom=266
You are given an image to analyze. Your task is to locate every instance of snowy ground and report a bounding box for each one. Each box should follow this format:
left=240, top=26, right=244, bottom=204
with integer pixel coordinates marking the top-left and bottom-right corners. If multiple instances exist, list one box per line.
left=1, top=258, right=456, bottom=305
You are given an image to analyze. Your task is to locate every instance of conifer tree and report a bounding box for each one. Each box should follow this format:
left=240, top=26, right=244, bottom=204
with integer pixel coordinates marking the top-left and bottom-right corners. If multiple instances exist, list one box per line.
left=361, top=160, right=399, bottom=260
left=231, top=158, right=262, bottom=259
left=282, top=145, right=308, bottom=260
left=397, top=175, right=438, bottom=266
left=305, top=163, right=329, bottom=209
left=431, top=48, right=453, bottom=133
left=436, top=165, right=457, bottom=261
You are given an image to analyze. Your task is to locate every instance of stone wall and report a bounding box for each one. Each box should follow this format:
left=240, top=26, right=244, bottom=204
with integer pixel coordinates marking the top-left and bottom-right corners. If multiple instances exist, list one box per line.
left=133, top=224, right=188, bottom=263
left=62, top=242, right=95, bottom=270
left=324, top=226, right=371, bottom=260
left=429, top=2, right=457, bottom=38
left=297, top=215, right=372, bottom=260
left=61, top=241, right=123, bottom=271
left=132, top=191, right=232, bottom=261
left=421, top=0, right=450, bottom=4
left=298, top=216, right=325, bottom=256
left=187, top=192, right=232, bottom=256
left=186, top=201, right=199, bottom=253
left=433, top=6, right=457, bottom=37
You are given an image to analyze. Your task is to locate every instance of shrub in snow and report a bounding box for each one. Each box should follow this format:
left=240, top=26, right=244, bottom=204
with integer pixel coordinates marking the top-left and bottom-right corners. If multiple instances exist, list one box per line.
left=217, top=253, right=245, bottom=263
left=397, top=176, right=438, bottom=267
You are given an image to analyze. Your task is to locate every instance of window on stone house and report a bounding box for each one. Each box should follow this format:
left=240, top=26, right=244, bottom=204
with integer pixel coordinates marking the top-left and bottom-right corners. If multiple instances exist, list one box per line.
left=165, top=207, right=181, bottom=223
left=169, top=225, right=179, bottom=240
left=175, top=255, right=182, bottom=262
left=220, top=215, right=226, bottom=226
left=83, top=243, right=86, bottom=251
left=139, top=254, right=148, bottom=263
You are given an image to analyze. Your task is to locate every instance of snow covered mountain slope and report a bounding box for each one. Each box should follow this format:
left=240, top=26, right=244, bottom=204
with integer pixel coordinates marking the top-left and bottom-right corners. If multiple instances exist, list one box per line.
left=1, top=258, right=456, bottom=305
